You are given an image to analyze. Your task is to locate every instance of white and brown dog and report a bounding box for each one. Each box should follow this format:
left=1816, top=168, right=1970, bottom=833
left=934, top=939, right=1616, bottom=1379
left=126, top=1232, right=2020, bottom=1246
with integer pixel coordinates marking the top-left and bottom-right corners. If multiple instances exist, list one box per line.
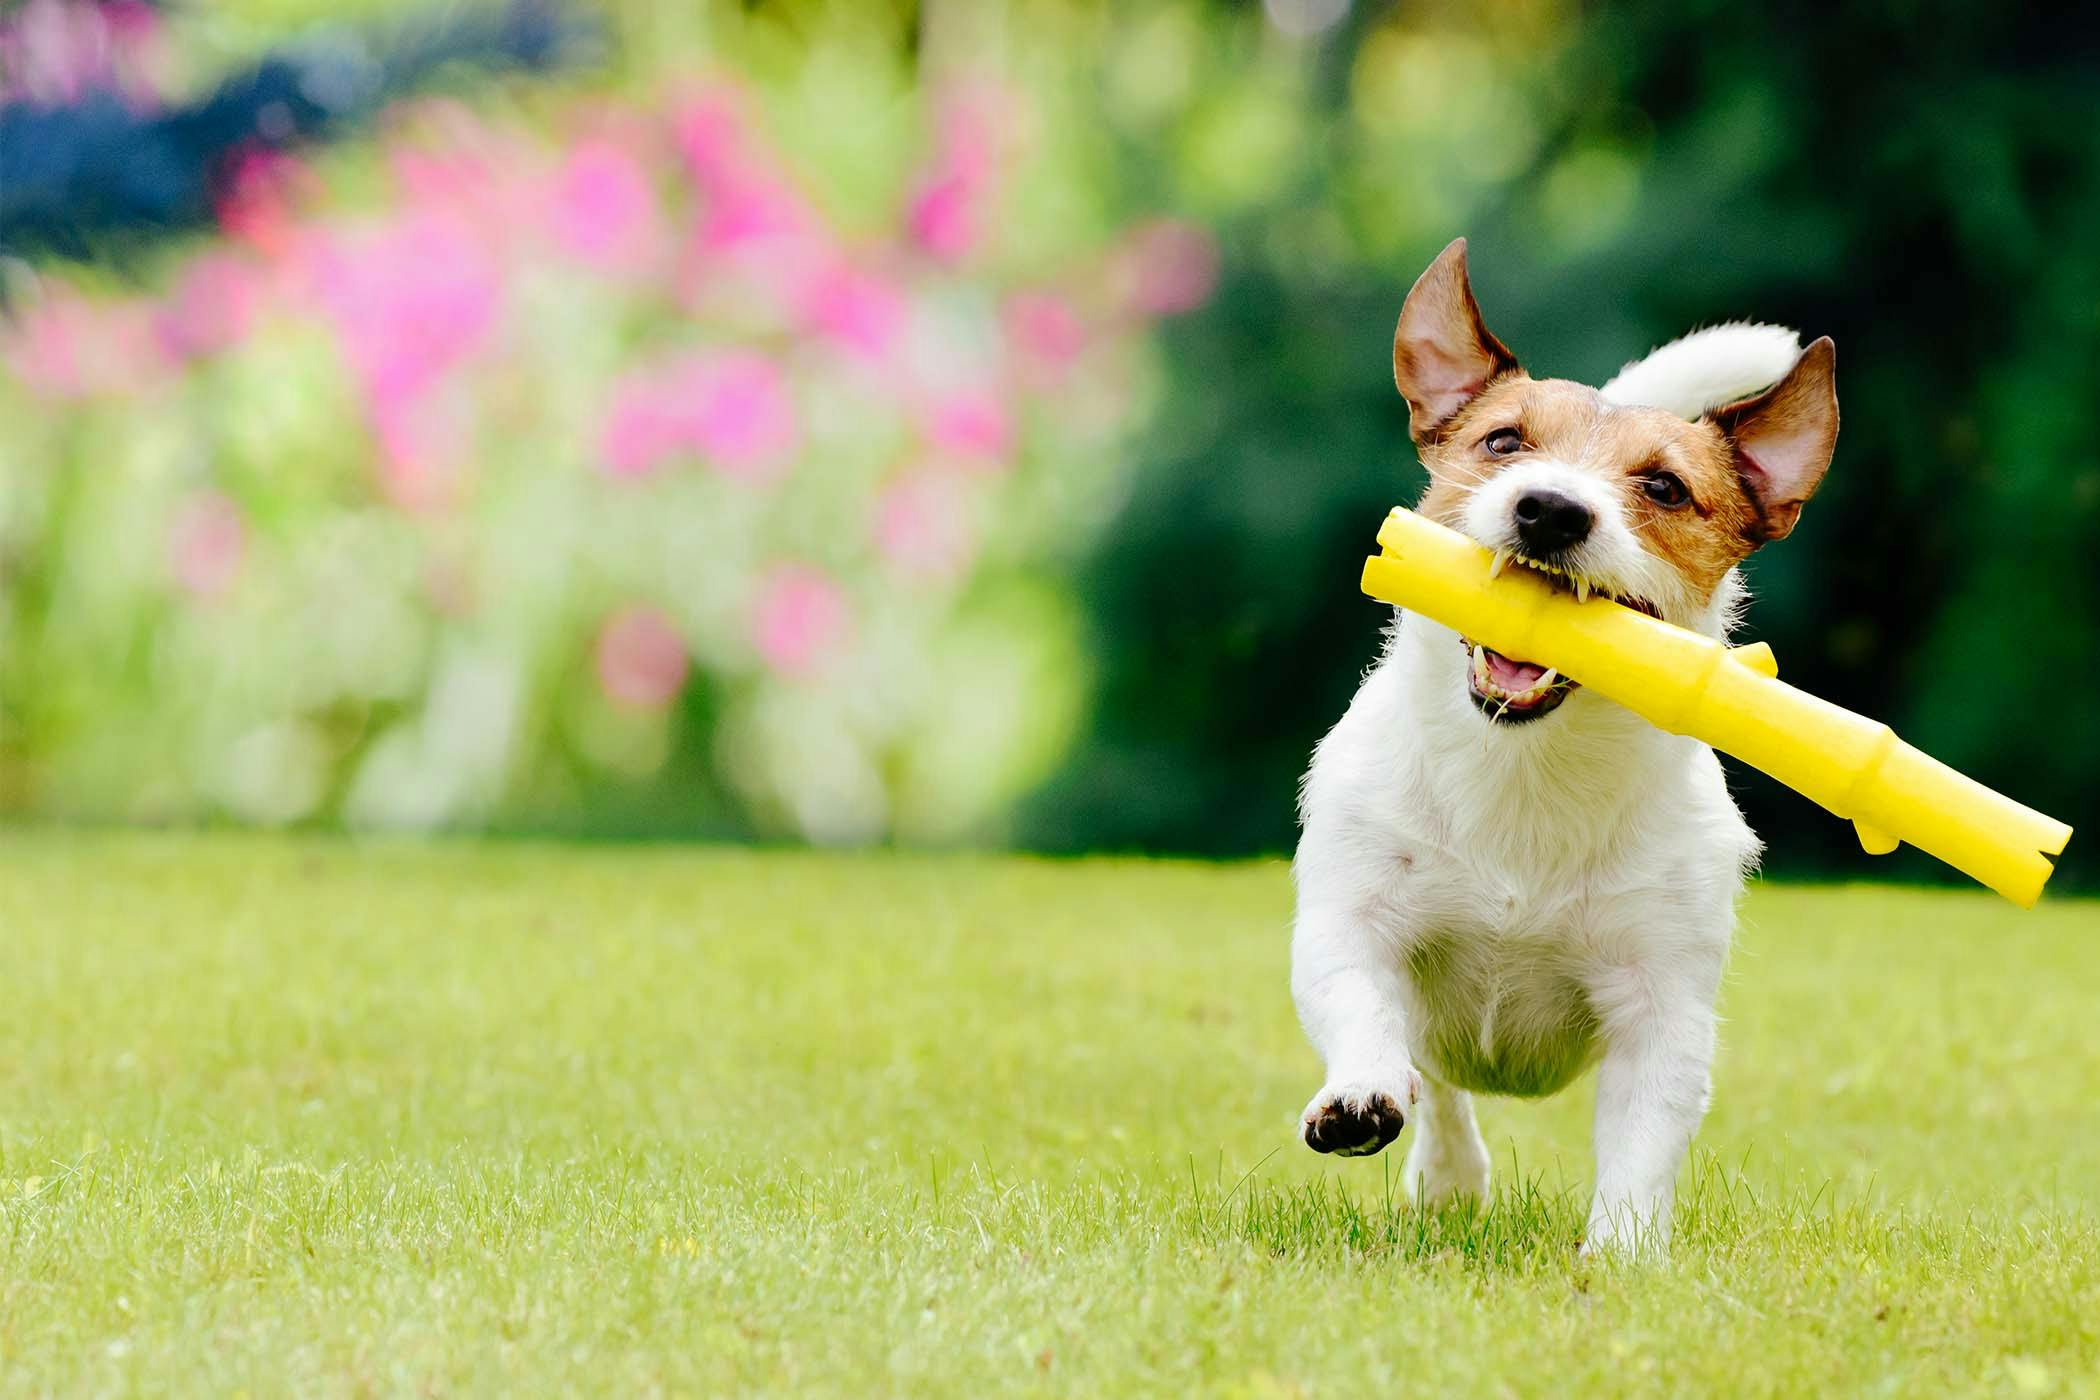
left=1291, top=238, right=1839, bottom=1252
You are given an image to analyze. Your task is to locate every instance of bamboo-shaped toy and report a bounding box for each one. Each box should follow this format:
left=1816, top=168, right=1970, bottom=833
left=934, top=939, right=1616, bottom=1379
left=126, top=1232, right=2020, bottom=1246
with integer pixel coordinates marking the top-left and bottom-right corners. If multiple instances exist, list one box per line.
left=1360, top=506, right=2073, bottom=906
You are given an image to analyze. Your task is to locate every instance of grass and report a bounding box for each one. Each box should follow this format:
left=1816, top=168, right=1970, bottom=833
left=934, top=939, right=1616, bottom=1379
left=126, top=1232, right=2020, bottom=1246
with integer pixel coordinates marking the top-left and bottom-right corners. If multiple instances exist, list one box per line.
left=0, top=834, right=2096, bottom=1396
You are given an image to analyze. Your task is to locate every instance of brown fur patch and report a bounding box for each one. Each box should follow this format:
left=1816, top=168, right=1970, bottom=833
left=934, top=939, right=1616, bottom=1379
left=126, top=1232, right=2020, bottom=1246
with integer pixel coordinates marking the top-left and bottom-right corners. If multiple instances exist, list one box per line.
left=1415, top=377, right=1763, bottom=603
left=1392, top=239, right=1520, bottom=440
left=1710, top=337, right=1840, bottom=543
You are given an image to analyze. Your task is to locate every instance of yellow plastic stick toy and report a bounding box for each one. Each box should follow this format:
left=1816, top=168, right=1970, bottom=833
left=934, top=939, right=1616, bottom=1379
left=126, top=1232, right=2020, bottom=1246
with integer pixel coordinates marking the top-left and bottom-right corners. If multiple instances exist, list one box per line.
left=1360, top=506, right=2074, bottom=907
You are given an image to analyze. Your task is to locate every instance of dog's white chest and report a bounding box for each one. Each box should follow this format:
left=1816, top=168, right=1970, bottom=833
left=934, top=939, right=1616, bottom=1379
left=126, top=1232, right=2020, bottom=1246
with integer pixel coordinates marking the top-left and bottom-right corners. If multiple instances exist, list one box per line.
left=1399, top=912, right=1604, bottom=1099
left=1293, top=614, right=1756, bottom=1102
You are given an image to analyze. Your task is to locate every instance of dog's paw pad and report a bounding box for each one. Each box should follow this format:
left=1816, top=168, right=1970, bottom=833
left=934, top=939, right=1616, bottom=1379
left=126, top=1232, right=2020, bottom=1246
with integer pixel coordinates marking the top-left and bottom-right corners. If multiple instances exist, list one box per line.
left=1301, top=1084, right=1411, bottom=1157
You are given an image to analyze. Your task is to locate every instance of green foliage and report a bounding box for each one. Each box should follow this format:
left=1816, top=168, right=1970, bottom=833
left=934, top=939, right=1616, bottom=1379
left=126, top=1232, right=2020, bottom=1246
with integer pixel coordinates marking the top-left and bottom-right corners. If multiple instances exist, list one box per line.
left=4, top=0, right=2095, bottom=884
left=1, top=835, right=2097, bottom=1392
left=1034, top=1, right=2100, bottom=883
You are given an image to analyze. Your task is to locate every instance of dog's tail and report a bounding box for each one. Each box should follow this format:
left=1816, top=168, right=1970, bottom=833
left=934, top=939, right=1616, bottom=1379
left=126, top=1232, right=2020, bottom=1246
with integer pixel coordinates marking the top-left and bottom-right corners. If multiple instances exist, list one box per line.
left=1599, top=322, right=1800, bottom=420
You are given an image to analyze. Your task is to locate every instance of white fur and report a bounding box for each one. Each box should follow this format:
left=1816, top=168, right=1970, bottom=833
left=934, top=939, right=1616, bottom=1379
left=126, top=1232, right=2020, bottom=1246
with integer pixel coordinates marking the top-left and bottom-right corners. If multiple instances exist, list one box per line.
left=1600, top=322, right=1800, bottom=419
left=1291, top=449, right=1763, bottom=1253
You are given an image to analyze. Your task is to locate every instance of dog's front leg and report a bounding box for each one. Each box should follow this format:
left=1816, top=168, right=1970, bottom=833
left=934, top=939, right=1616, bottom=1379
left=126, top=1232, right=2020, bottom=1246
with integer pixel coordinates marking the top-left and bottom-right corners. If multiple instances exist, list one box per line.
left=1291, top=899, right=1422, bottom=1157
left=1582, top=958, right=1722, bottom=1254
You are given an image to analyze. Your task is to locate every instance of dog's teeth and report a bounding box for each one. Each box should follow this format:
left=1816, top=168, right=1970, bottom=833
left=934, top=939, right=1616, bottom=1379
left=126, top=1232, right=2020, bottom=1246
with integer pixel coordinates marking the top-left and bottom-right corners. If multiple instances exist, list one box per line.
left=1538, top=667, right=1558, bottom=688
left=1489, top=549, right=1509, bottom=580
left=1574, top=578, right=1591, bottom=604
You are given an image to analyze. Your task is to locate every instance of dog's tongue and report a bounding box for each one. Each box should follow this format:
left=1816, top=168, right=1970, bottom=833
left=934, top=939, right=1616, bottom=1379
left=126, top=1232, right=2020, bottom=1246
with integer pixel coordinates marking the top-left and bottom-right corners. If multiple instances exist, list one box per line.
left=1484, top=649, right=1547, bottom=690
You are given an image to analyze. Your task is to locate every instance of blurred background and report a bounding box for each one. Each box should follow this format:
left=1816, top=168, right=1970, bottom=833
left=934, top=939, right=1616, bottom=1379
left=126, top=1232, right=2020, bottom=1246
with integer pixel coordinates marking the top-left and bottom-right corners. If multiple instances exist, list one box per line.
left=2, top=0, right=2094, bottom=885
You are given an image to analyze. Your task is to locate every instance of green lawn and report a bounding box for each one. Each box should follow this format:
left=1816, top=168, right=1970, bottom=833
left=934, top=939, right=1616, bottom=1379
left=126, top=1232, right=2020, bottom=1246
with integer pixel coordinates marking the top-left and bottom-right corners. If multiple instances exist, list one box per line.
left=1, top=835, right=2096, bottom=1396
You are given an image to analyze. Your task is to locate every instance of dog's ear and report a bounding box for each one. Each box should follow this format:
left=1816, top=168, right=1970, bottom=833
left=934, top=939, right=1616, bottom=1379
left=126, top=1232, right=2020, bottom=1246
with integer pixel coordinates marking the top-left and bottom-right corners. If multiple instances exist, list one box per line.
left=1392, top=237, right=1520, bottom=441
left=1710, top=336, right=1839, bottom=544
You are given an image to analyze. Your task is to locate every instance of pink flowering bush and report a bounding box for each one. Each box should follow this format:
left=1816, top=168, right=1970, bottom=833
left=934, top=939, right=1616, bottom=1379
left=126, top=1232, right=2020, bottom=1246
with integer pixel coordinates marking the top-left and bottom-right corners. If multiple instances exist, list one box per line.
left=0, top=62, right=1217, bottom=841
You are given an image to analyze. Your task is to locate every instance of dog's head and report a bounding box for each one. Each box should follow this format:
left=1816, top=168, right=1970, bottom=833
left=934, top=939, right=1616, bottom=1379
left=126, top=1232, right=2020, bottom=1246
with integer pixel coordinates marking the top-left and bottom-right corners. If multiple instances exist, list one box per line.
left=1395, top=238, right=1839, bottom=725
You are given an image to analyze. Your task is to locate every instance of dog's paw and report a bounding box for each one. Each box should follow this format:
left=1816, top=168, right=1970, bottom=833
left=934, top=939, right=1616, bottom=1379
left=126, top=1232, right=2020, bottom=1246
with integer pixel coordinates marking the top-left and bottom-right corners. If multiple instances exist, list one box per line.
left=1300, top=1072, right=1422, bottom=1157
left=1578, top=1202, right=1667, bottom=1258
left=1408, top=1141, right=1491, bottom=1209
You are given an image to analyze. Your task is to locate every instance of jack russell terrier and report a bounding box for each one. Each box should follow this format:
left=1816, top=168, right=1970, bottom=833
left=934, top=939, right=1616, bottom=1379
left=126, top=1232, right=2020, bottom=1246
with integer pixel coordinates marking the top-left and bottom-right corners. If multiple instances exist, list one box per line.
left=1291, top=238, right=1838, bottom=1253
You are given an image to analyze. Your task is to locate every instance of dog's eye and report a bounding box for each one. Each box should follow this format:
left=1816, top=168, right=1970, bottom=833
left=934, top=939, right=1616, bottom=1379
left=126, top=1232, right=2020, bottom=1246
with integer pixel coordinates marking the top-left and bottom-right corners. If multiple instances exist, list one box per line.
left=1482, top=428, right=1523, bottom=456
left=1640, top=471, right=1691, bottom=509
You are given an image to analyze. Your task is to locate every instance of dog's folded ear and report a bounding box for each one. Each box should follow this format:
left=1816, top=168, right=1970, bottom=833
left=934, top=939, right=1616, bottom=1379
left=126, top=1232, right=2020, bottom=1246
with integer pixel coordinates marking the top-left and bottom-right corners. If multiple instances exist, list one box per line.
left=1393, top=238, right=1521, bottom=441
left=1710, top=336, right=1839, bottom=544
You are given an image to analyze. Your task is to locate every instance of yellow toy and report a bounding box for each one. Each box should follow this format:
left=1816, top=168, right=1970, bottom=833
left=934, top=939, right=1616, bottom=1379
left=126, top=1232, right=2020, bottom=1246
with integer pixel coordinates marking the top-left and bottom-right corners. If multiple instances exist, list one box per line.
left=1360, top=507, right=2073, bottom=907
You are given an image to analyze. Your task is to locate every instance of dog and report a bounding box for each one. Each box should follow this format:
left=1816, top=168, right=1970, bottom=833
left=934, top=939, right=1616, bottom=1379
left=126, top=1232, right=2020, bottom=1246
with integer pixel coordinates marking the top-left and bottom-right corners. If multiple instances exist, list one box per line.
left=1290, top=238, right=1838, bottom=1253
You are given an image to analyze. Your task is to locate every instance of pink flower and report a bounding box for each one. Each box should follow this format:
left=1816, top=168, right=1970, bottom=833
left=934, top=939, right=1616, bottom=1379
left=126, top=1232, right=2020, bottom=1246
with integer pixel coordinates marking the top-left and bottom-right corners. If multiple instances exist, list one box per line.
left=370, top=390, right=473, bottom=512
left=383, top=104, right=543, bottom=238
left=313, top=210, right=500, bottom=505
left=681, top=352, right=798, bottom=476
left=213, top=149, right=315, bottom=259
left=751, top=565, right=848, bottom=677
left=1, top=288, right=163, bottom=399
left=875, top=470, right=978, bottom=580
left=2, top=0, right=110, bottom=103
left=673, top=88, right=820, bottom=251
left=167, top=491, right=245, bottom=600
left=1005, top=290, right=1086, bottom=376
left=803, top=262, right=907, bottom=361
left=0, top=0, right=165, bottom=104
left=2, top=292, right=90, bottom=398
left=155, top=251, right=260, bottom=361
left=905, top=79, right=1018, bottom=264
left=598, top=373, right=681, bottom=479
left=595, top=606, right=688, bottom=709
left=548, top=138, right=661, bottom=272
left=925, top=388, right=1013, bottom=468
left=317, top=211, right=499, bottom=409
left=1114, top=218, right=1221, bottom=317
left=597, top=352, right=799, bottom=482
left=667, top=86, right=844, bottom=333
left=908, top=174, right=986, bottom=264
left=102, top=2, right=162, bottom=50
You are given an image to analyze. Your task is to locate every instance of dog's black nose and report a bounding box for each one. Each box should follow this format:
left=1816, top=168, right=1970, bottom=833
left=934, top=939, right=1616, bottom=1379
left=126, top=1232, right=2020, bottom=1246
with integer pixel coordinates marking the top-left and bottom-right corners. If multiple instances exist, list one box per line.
left=1513, top=490, right=1592, bottom=556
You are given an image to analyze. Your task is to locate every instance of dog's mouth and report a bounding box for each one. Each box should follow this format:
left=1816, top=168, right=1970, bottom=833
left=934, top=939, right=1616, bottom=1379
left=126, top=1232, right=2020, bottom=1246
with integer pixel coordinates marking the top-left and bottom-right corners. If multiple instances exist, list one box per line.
left=1464, top=640, right=1576, bottom=722
left=1463, top=553, right=1662, bottom=725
